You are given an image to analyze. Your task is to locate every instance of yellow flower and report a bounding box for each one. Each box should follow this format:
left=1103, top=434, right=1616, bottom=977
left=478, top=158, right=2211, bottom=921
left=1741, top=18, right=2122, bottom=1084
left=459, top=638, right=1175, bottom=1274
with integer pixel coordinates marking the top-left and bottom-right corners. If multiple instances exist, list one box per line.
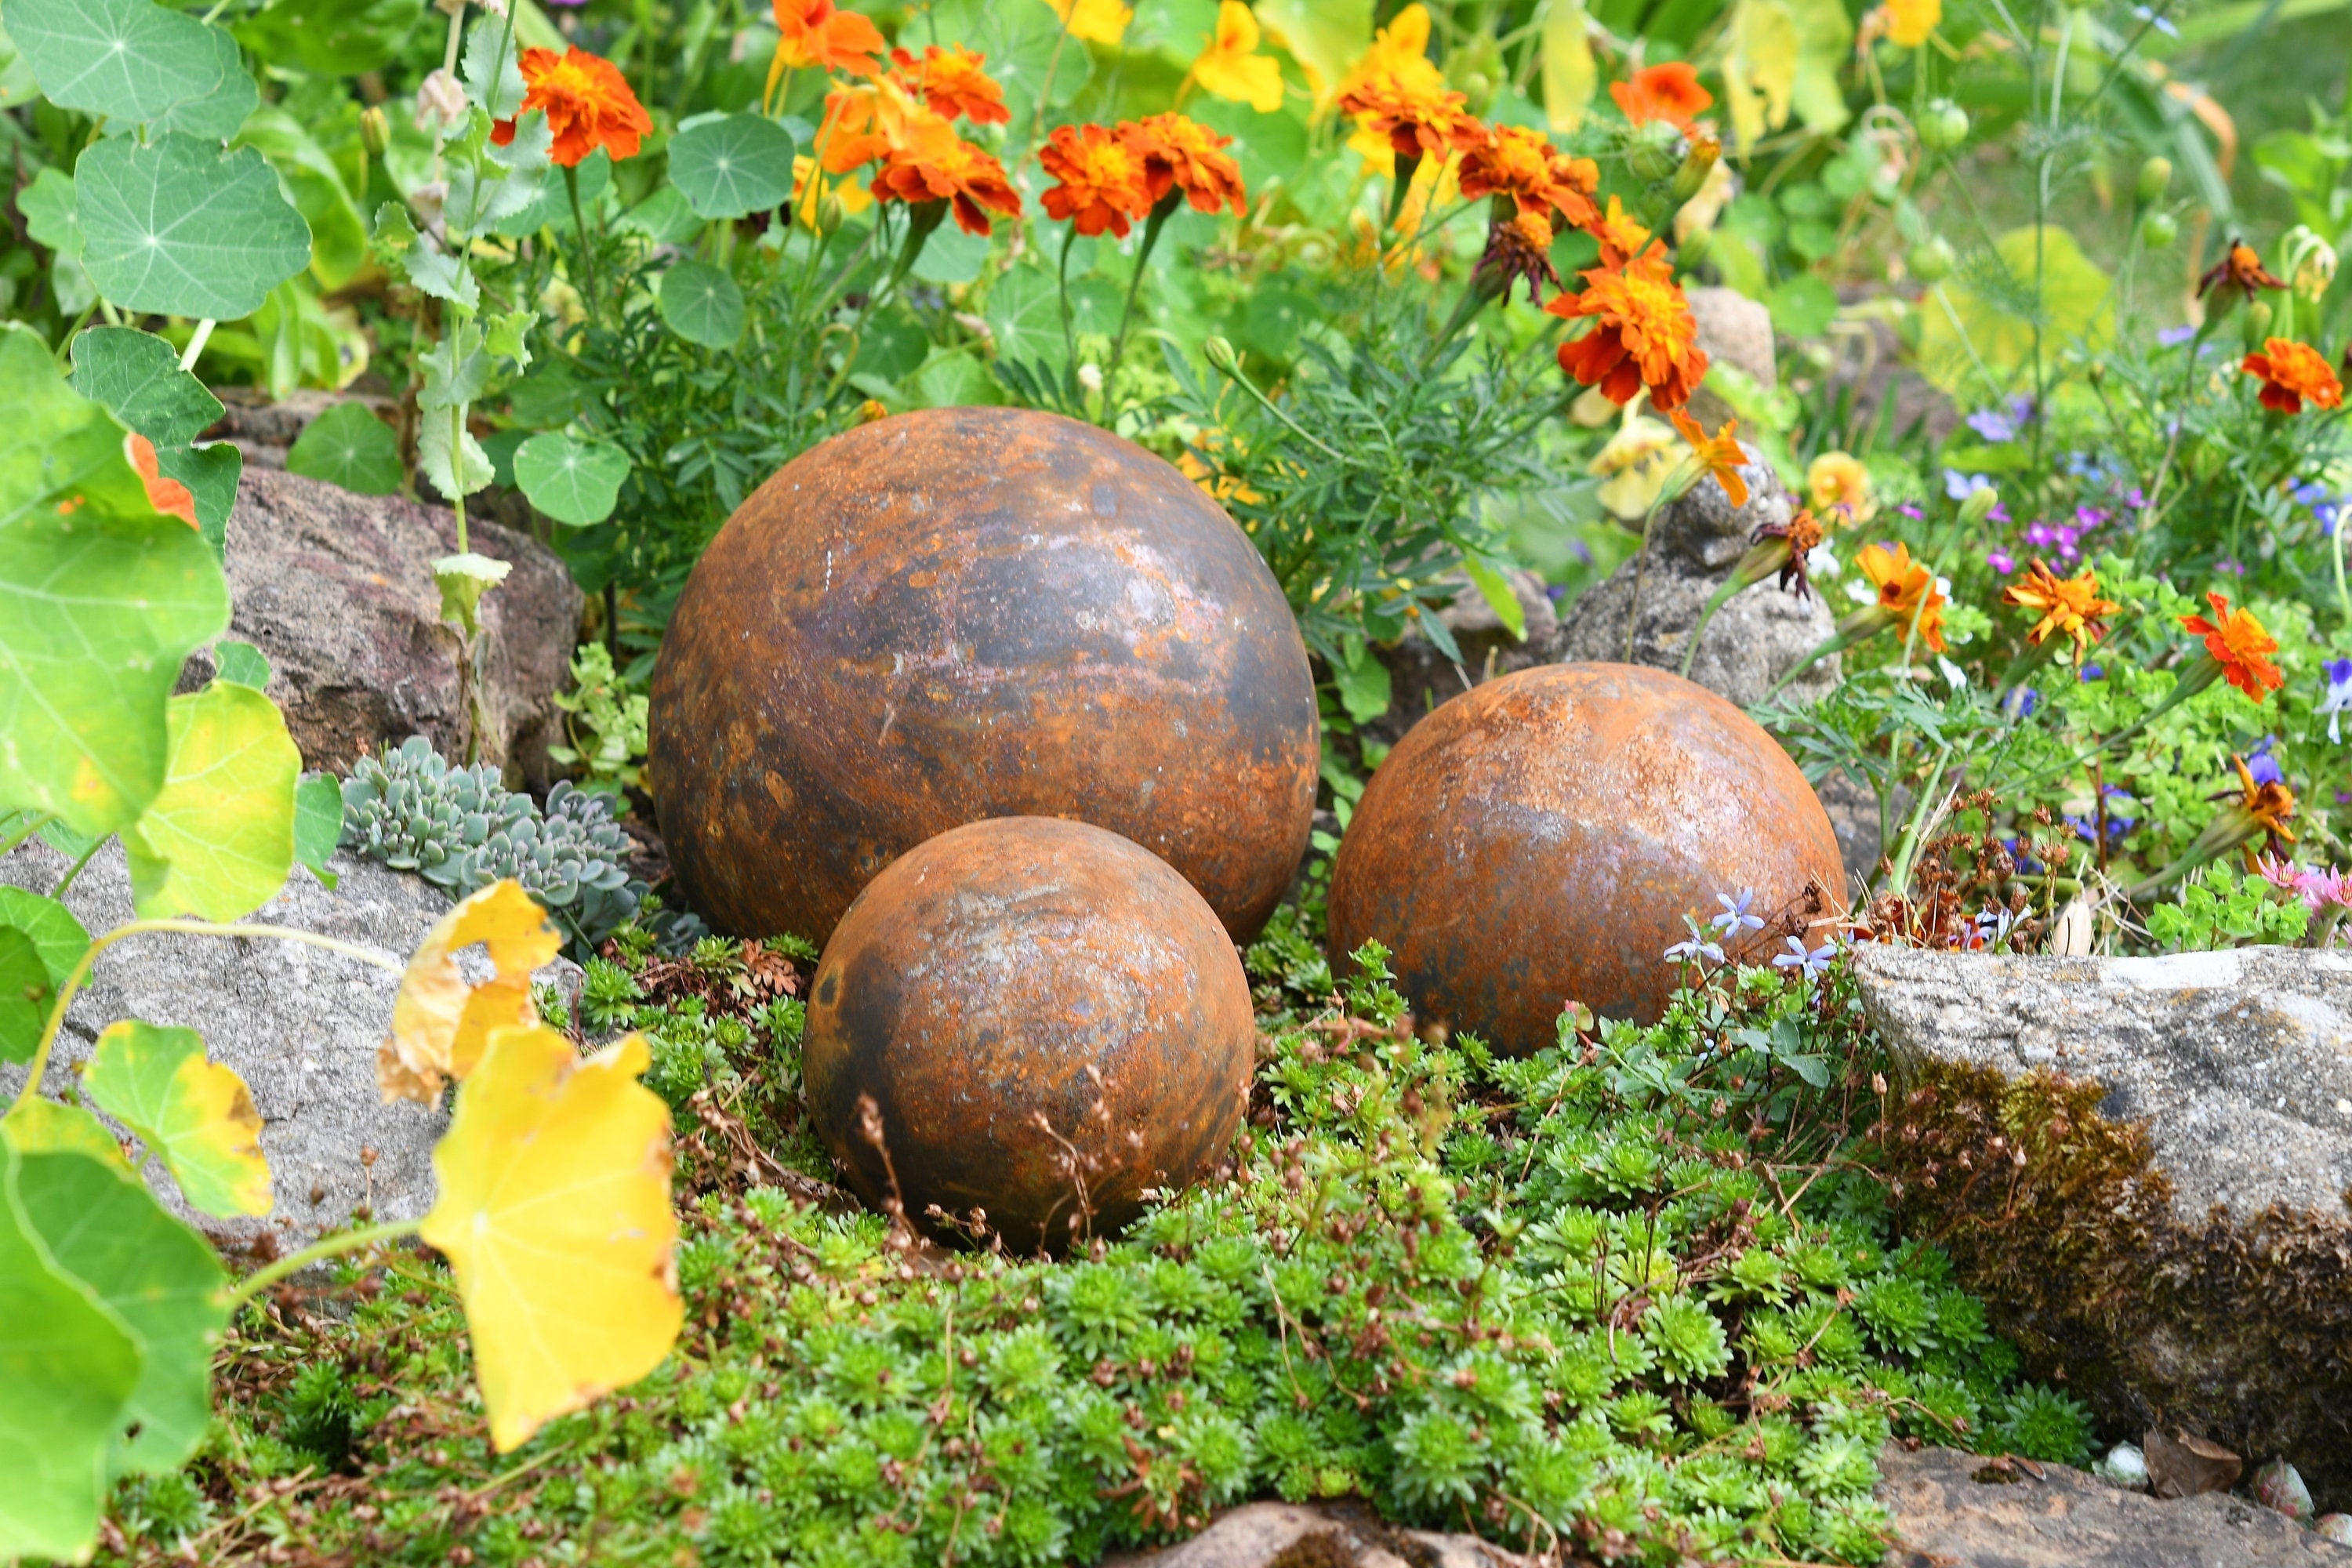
left=1042, top=0, right=1131, bottom=47
left=1806, top=451, right=1876, bottom=525
left=1885, top=0, right=1940, bottom=46
left=791, top=154, right=873, bottom=227
left=1338, top=2, right=1446, bottom=158
left=1191, top=1, right=1284, bottom=114
left=1588, top=416, right=1679, bottom=521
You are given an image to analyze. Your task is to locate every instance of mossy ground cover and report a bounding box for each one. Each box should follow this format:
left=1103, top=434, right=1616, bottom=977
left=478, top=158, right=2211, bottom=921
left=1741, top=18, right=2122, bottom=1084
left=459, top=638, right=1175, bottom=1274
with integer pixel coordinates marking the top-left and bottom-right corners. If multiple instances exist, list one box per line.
left=100, top=913, right=2091, bottom=1567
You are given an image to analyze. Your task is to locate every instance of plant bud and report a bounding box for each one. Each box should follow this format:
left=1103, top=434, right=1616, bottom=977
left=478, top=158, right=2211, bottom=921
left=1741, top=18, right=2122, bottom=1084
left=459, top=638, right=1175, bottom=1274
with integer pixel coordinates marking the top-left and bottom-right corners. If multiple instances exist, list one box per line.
left=1625, top=122, right=1680, bottom=183
left=1919, top=99, right=1968, bottom=151
left=1675, top=227, right=1712, bottom=268
left=2136, top=155, right=2172, bottom=203
left=1203, top=336, right=1239, bottom=373
left=1907, top=235, right=1955, bottom=282
left=1671, top=136, right=1721, bottom=202
left=816, top=193, right=845, bottom=234
left=360, top=105, right=390, bottom=158
left=1958, top=484, right=1999, bottom=527
left=2245, top=299, right=2272, bottom=339
left=2140, top=209, right=2177, bottom=249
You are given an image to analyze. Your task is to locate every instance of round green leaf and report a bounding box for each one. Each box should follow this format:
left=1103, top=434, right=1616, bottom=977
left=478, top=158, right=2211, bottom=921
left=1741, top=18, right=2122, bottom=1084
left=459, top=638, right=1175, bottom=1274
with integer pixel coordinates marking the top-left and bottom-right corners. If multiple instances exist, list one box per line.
left=67, top=327, right=223, bottom=448
left=75, top=132, right=312, bottom=321
left=657, top=259, right=744, bottom=349
left=7, top=0, right=223, bottom=124
left=514, top=432, right=631, bottom=527
left=210, top=638, right=270, bottom=689
left=667, top=112, right=796, bottom=220
left=147, top=24, right=256, bottom=143
left=13, top=1149, right=228, bottom=1475
left=124, top=680, right=300, bottom=925
left=285, top=401, right=403, bottom=495
left=0, top=887, right=91, bottom=996
left=0, top=928, right=49, bottom=1067
left=292, top=772, right=342, bottom=888
left=154, top=442, right=240, bottom=559
left=0, top=1142, right=140, bottom=1564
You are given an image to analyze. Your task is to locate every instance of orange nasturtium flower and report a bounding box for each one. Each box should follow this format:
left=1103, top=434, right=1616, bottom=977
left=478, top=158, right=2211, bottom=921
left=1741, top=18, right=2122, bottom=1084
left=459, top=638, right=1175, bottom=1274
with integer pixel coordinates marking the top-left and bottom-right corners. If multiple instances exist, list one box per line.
left=1548, top=250, right=1711, bottom=412
left=491, top=47, right=652, bottom=167
left=1039, top=122, right=1154, bottom=238
left=1189, top=0, right=1285, bottom=114
left=2179, top=590, right=2284, bottom=699
left=1457, top=124, right=1602, bottom=232
left=1122, top=113, right=1247, bottom=216
left=888, top=44, right=1009, bottom=125
left=1856, top=541, right=1947, bottom=652
left=2241, top=338, right=2344, bottom=414
left=1609, top=61, right=1711, bottom=134
left=2002, top=560, right=2121, bottom=653
left=774, top=0, right=886, bottom=76
left=125, top=434, right=198, bottom=528
left=1669, top=410, right=1750, bottom=510
left=2198, top=240, right=2288, bottom=303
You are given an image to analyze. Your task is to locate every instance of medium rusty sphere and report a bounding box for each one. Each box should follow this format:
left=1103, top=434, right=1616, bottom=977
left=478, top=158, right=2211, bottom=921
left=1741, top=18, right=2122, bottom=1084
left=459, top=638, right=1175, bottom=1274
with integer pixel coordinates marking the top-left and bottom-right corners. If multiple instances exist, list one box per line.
left=648, top=406, right=1316, bottom=947
left=1327, top=662, right=1843, bottom=1048
left=804, top=816, right=1254, bottom=1252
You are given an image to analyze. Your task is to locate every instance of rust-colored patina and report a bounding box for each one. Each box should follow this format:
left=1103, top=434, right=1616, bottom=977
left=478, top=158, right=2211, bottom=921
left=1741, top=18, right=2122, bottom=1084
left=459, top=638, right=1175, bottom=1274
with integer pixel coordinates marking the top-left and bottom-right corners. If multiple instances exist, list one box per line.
left=648, top=406, right=1317, bottom=947
left=1327, top=662, right=1845, bottom=1048
left=804, top=816, right=1254, bottom=1252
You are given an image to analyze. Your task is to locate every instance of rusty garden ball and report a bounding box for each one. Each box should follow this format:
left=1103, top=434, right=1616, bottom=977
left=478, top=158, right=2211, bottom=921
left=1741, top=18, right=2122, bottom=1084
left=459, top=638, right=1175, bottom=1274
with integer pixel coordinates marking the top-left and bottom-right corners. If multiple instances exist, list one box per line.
left=803, top=816, right=1254, bottom=1252
left=1327, top=662, right=1844, bottom=1048
left=648, top=405, right=1318, bottom=948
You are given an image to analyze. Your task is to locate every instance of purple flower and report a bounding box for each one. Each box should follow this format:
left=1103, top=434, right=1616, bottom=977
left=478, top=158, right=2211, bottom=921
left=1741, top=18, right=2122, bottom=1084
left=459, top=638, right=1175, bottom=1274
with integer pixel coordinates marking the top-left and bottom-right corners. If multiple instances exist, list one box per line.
left=2246, top=738, right=2283, bottom=786
left=2321, top=657, right=2352, bottom=742
left=2158, top=325, right=2198, bottom=346
left=2026, top=521, right=2055, bottom=547
left=1988, top=502, right=2010, bottom=524
left=1773, top=935, right=1838, bottom=978
left=1664, top=913, right=1726, bottom=966
left=1710, top=888, right=1765, bottom=938
left=1967, top=408, right=2019, bottom=442
left=2079, top=662, right=2105, bottom=681
left=2126, top=488, right=2147, bottom=509
left=1897, top=503, right=1924, bottom=520
left=2076, top=506, right=2111, bottom=529
left=2216, top=557, right=2246, bottom=577
left=1987, top=548, right=2016, bottom=573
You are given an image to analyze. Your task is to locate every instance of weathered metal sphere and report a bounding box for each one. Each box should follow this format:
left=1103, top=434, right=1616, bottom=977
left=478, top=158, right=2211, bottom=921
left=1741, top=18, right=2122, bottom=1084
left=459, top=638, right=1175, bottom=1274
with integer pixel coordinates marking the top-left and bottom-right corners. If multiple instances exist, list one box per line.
left=648, top=406, right=1317, bottom=947
left=804, top=816, right=1253, bottom=1252
left=1327, top=662, right=1844, bottom=1048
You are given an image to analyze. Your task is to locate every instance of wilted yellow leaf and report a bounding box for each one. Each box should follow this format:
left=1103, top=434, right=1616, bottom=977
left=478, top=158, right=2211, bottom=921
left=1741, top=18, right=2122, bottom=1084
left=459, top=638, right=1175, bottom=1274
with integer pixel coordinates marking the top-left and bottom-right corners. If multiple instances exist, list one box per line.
left=0, top=1098, right=130, bottom=1172
left=1722, top=0, right=1801, bottom=148
left=1256, top=0, right=1372, bottom=108
left=1541, top=0, right=1597, bottom=132
left=380, top=880, right=558, bottom=1105
left=82, top=1020, right=271, bottom=1217
left=420, top=1025, right=680, bottom=1452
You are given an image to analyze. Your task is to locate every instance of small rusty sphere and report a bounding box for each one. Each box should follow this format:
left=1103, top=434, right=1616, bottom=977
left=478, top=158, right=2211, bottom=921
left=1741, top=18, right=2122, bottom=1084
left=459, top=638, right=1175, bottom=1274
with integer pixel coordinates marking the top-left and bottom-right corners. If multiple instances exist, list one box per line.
left=1327, top=662, right=1843, bottom=1048
left=648, top=406, right=1317, bottom=948
left=804, top=816, right=1254, bottom=1252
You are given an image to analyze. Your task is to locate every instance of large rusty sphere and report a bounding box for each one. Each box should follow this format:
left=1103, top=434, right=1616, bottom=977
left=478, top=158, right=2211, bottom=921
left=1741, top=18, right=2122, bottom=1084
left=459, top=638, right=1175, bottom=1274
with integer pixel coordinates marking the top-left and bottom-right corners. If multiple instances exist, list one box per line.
left=648, top=406, right=1317, bottom=947
left=1327, top=662, right=1843, bottom=1048
left=804, top=816, right=1254, bottom=1252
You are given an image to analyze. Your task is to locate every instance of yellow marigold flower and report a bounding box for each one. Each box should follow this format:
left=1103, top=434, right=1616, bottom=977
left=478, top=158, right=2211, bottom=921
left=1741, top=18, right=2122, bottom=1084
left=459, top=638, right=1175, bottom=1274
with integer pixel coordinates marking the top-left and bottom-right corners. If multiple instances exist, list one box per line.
left=1806, top=451, right=1875, bottom=524
left=2002, top=560, right=2121, bottom=653
left=1043, top=0, right=1131, bottom=47
left=1856, top=541, right=1947, bottom=652
left=1190, top=1, right=1285, bottom=114
left=1588, top=416, right=1679, bottom=521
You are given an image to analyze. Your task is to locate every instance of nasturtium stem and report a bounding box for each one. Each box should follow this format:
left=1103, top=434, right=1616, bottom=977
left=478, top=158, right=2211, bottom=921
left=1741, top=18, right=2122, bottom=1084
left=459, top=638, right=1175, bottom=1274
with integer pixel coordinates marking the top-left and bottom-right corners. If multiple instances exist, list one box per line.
left=50, top=834, right=105, bottom=898
left=0, top=812, right=53, bottom=859
left=229, top=1219, right=425, bottom=1307
left=8, top=921, right=403, bottom=1118
left=180, top=319, right=216, bottom=373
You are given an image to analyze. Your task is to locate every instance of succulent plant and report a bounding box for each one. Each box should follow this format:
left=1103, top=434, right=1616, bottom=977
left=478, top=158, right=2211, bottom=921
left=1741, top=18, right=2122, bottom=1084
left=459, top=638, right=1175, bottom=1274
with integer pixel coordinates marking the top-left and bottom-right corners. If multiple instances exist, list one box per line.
left=340, top=737, right=698, bottom=956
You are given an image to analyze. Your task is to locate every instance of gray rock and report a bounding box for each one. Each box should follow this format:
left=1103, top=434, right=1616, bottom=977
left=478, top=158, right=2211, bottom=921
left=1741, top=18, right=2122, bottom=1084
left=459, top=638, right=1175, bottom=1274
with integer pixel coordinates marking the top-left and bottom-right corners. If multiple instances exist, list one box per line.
left=1096, top=1500, right=1532, bottom=1568
left=1878, top=1443, right=2349, bottom=1565
left=1685, top=285, right=1776, bottom=430
left=187, top=466, right=583, bottom=790
left=0, top=838, right=578, bottom=1248
left=1362, top=568, right=1563, bottom=750
left=1856, top=945, right=2352, bottom=1504
left=1555, top=444, right=1839, bottom=708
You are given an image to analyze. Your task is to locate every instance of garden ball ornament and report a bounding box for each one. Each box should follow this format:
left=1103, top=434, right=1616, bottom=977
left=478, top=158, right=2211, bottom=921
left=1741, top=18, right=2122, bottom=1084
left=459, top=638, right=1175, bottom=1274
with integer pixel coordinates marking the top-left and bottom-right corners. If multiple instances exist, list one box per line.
left=1327, top=662, right=1844, bottom=1049
left=803, top=816, right=1254, bottom=1252
left=649, top=405, right=1317, bottom=947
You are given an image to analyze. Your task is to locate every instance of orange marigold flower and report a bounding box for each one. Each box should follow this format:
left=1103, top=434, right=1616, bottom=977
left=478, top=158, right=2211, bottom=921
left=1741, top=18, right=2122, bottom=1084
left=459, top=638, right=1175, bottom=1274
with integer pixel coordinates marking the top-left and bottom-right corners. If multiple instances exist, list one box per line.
left=492, top=47, right=651, bottom=167
left=2198, top=239, right=2286, bottom=303
left=2230, top=753, right=2298, bottom=862
left=872, top=118, right=1022, bottom=236
left=2002, top=560, right=2121, bottom=653
left=125, top=434, right=198, bottom=528
left=775, top=0, right=886, bottom=76
left=1609, top=61, right=1711, bottom=134
left=2179, top=590, right=2284, bottom=699
left=889, top=44, right=1009, bottom=125
left=1457, top=124, right=1601, bottom=230
left=1121, top=113, right=1247, bottom=216
left=1592, top=194, right=1655, bottom=268
left=1546, top=251, right=1710, bottom=412
left=2241, top=338, right=2344, bottom=415
left=1335, top=70, right=1483, bottom=162
left=1857, top=541, right=1947, bottom=653
left=1751, top=507, right=1824, bottom=599
left=1040, top=122, right=1154, bottom=237
left=1669, top=410, right=1750, bottom=510
left=1806, top=451, right=1875, bottom=524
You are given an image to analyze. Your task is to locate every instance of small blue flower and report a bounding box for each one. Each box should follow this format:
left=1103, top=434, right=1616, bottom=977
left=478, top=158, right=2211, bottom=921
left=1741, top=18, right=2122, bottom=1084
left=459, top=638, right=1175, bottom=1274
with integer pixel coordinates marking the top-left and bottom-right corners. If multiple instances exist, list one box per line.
left=2132, top=5, right=2180, bottom=36
left=2246, top=738, right=2284, bottom=786
left=2004, top=686, right=2040, bottom=720
left=2320, top=658, right=2352, bottom=743
left=1664, top=913, right=1726, bottom=967
left=1966, top=408, right=2018, bottom=443
left=2293, top=481, right=2329, bottom=507
left=1944, top=469, right=1994, bottom=502
left=2158, top=324, right=2198, bottom=347
left=1709, top=888, right=1765, bottom=938
left=2078, top=662, right=2105, bottom=681
left=1772, top=935, right=1837, bottom=977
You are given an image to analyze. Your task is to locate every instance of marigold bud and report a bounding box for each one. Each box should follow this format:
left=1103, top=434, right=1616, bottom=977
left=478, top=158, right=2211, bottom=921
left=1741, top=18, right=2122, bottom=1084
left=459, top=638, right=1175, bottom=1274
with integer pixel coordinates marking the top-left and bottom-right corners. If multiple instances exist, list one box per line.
left=360, top=105, right=390, bottom=158
left=1625, top=121, right=1679, bottom=183
left=1671, top=136, right=1721, bottom=202
left=815, top=193, right=845, bottom=234
left=1907, top=235, right=1955, bottom=282
left=1203, top=336, right=1239, bottom=373
left=1958, top=484, right=1999, bottom=527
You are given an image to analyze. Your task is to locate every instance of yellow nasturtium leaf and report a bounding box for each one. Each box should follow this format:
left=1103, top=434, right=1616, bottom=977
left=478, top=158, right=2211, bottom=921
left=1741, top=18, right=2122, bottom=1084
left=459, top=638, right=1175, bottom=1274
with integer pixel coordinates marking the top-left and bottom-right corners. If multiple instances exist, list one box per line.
left=420, top=1025, right=681, bottom=1452
left=1541, top=0, right=1597, bottom=132
left=1722, top=0, right=1801, bottom=148
left=82, top=1021, right=271, bottom=1218
left=1255, top=0, right=1371, bottom=108
left=381, top=880, right=558, bottom=1105
left=125, top=680, right=301, bottom=923
left=1917, top=226, right=2114, bottom=397
left=0, top=1098, right=131, bottom=1173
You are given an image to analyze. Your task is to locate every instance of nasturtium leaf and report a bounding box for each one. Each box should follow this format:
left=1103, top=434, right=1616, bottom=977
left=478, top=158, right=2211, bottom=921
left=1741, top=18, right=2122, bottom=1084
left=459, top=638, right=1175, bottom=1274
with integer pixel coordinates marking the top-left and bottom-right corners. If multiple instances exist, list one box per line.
left=211, top=639, right=269, bottom=689
left=656, top=260, right=745, bottom=349
left=34, top=818, right=103, bottom=862
left=6, top=0, right=223, bottom=124
left=616, top=183, right=701, bottom=245
left=69, top=327, right=224, bottom=449
left=154, top=442, right=239, bottom=558
left=75, top=133, right=312, bottom=321
left=14, top=1148, right=229, bottom=1474
left=667, top=113, right=796, bottom=220
left=514, top=432, right=629, bottom=526
left=124, top=681, right=300, bottom=924
left=381, top=879, right=556, bottom=1104
left=147, top=24, right=256, bottom=143
left=0, top=887, right=91, bottom=1000
left=18, top=165, right=79, bottom=256
left=908, top=223, right=988, bottom=285
left=82, top=1020, right=271, bottom=1219
left=285, top=401, right=403, bottom=495
left=1541, top=0, right=1596, bottom=130
left=0, top=323, right=232, bottom=839
left=420, top=1025, right=681, bottom=1452
left=460, top=14, right=525, bottom=121
left=292, top=773, right=342, bottom=889
left=0, top=1143, right=140, bottom=1564
left=433, top=550, right=511, bottom=635
left=0, top=927, right=51, bottom=1066
left=0, top=1099, right=129, bottom=1171
left=1918, top=227, right=2114, bottom=397
left=419, top=412, right=493, bottom=503
left=233, top=0, right=423, bottom=75
left=236, top=107, right=367, bottom=291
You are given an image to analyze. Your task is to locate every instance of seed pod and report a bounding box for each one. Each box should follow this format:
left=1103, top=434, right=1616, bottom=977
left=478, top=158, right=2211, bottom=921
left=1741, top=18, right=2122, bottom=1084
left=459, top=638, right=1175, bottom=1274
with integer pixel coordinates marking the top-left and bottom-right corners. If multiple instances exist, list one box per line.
left=1919, top=99, right=1969, bottom=151
left=1907, top=235, right=1955, bottom=282
left=2136, top=154, right=2172, bottom=203
left=2140, top=210, right=2178, bottom=249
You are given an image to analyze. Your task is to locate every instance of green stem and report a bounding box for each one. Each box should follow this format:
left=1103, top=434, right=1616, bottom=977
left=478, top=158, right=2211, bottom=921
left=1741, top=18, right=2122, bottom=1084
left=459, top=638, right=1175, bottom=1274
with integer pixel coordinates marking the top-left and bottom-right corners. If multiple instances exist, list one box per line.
left=1101, top=198, right=1175, bottom=419
left=451, top=403, right=469, bottom=554
left=49, top=834, right=105, bottom=898
left=1207, top=349, right=1344, bottom=461
left=0, top=813, right=54, bottom=860
left=9, top=921, right=403, bottom=1117
left=565, top=165, right=599, bottom=321
left=1056, top=223, right=1080, bottom=372
left=1682, top=543, right=1784, bottom=677
left=229, top=1219, right=424, bottom=1308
